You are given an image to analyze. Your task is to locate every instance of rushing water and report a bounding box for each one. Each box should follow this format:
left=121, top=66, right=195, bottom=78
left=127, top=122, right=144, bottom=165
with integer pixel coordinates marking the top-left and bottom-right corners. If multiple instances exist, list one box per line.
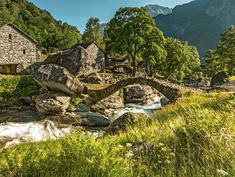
left=0, top=96, right=162, bottom=148
left=112, top=101, right=161, bottom=120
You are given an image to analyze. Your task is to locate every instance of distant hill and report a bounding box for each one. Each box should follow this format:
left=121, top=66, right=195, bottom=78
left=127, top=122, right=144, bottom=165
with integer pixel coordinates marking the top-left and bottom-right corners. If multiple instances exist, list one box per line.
left=155, top=0, right=235, bottom=58
left=0, top=0, right=82, bottom=49
left=144, top=4, right=172, bottom=17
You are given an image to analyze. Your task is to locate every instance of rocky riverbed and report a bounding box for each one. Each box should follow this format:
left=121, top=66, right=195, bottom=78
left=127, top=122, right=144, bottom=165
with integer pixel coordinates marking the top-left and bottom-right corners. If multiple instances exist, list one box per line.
left=0, top=85, right=168, bottom=148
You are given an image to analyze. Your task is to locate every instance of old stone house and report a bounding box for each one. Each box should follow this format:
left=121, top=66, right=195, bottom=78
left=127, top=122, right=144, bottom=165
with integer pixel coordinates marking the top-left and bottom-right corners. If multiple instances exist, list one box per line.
left=46, top=42, right=106, bottom=76
left=0, top=23, right=37, bottom=74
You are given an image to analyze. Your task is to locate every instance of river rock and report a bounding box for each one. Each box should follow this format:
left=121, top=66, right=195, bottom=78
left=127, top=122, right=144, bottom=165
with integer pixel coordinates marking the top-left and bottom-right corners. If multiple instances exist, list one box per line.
left=46, top=113, right=82, bottom=126
left=91, top=92, right=124, bottom=116
left=124, top=85, right=160, bottom=104
left=29, top=64, right=85, bottom=96
left=108, top=112, right=147, bottom=134
left=160, top=97, right=170, bottom=106
left=35, top=92, right=71, bottom=115
left=74, top=112, right=110, bottom=127
left=85, top=72, right=103, bottom=84
left=76, top=103, right=90, bottom=112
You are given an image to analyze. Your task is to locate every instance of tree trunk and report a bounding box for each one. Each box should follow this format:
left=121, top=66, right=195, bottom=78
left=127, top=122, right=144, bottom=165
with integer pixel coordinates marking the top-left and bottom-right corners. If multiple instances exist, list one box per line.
left=132, top=56, right=136, bottom=77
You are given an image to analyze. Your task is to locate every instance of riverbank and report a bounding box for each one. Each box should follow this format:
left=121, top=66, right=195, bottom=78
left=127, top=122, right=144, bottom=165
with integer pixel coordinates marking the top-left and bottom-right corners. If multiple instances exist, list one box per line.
left=0, top=92, right=234, bottom=177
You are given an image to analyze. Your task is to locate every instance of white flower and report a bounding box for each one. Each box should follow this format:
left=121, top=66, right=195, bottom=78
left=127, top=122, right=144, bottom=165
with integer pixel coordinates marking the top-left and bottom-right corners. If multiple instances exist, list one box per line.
left=216, top=169, right=229, bottom=176
left=125, top=150, right=134, bottom=158
left=126, top=143, right=132, bottom=147
left=117, top=144, right=124, bottom=148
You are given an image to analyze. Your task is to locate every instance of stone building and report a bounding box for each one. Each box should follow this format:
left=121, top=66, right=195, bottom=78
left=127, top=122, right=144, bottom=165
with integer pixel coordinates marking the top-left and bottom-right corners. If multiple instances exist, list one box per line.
left=46, top=42, right=105, bottom=76
left=0, top=23, right=37, bottom=74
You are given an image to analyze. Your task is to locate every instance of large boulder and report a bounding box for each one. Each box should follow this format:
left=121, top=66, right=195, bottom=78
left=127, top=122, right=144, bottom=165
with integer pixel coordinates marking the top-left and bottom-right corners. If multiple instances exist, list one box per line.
left=29, top=64, right=85, bottom=96
left=124, top=85, right=160, bottom=104
left=74, top=112, right=110, bottom=127
left=91, top=92, right=124, bottom=117
left=35, top=92, right=71, bottom=115
left=108, top=112, right=147, bottom=134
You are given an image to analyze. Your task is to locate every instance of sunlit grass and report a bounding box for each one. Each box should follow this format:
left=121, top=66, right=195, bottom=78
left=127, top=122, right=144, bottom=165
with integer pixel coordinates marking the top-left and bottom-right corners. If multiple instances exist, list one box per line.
left=230, top=76, right=235, bottom=81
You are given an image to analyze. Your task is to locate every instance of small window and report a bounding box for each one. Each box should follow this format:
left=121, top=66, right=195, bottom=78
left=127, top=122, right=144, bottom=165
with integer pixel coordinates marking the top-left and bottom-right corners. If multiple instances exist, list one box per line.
left=9, top=34, right=12, bottom=40
left=23, top=50, right=26, bottom=55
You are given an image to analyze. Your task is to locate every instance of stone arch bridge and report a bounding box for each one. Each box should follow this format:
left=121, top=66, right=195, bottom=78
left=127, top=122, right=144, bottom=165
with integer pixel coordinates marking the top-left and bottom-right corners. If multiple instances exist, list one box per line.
left=86, top=77, right=188, bottom=105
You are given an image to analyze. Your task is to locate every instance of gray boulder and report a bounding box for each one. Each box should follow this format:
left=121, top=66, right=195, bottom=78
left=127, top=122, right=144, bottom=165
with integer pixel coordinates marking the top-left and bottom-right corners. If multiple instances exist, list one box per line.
left=29, top=64, right=85, bottom=96
left=160, top=97, right=170, bottom=106
left=108, top=112, right=147, bottom=134
left=35, top=92, right=71, bottom=115
left=124, top=85, right=160, bottom=104
left=76, top=103, right=90, bottom=112
left=74, top=112, right=110, bottom=127
left=91, top=92, right=124, bottom=116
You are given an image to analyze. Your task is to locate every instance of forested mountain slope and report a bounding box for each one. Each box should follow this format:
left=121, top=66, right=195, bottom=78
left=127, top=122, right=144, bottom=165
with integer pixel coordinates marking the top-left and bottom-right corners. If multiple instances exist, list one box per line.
left=156, top=0, right=235, bottom=58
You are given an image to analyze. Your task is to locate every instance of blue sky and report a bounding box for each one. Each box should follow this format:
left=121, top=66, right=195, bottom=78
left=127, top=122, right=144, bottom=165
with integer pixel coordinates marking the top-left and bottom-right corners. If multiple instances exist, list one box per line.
left=29, top=0, right=192, bottom=33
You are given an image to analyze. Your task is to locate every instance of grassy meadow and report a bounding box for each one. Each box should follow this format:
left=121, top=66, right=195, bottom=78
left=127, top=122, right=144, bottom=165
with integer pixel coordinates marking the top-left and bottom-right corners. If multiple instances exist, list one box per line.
left=0, top=92, right=234, bottom=177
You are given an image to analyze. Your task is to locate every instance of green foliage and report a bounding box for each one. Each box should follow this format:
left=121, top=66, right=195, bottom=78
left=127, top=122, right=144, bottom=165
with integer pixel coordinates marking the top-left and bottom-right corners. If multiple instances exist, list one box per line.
left=0, top=0, right=82, bottom=49
left=204, top=25, right=235, bottom=76
left=82, top=17, right=104, bottom=48
left=104, top=7, right=166, bottom=76
left=0, top=93, right=234, bottom=176
left=0, top=75, right=40, bottom=107
left=163, top=38, right=201, bottom=81
left=67, top=97, right=82, bottom=111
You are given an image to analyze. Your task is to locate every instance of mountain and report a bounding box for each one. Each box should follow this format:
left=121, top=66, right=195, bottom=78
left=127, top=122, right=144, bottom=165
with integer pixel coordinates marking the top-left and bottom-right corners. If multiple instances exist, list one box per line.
left=0, top=0, right=82, bottom=49
left=144, top=4, right=172, bottom=17
left=155, top=0, right=235, bottom=58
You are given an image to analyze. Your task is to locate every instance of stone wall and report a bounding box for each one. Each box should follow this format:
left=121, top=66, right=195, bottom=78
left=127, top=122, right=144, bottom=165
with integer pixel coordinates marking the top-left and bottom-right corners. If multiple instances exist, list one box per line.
left=0, top=24, right=37, bottom=68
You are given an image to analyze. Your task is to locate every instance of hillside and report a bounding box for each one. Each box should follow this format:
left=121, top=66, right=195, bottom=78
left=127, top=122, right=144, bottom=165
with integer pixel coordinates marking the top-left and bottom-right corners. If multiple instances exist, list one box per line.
left=155, top=0, right=235, bottom=58
left=144, top=4, right=172, bottom=17
left=0, top=0, right=82, bottom=50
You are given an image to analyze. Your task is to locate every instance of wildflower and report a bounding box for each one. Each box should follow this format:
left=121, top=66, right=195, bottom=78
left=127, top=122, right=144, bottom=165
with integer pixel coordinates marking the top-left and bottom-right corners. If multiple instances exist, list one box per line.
left=165, top=160, right=171, bottom=164
left=125, top=150, right=134, bottom=158
left=117, top=144, right=124, bottom=149
left=126, top=143, right=132, bottom=147
left=216, top=169, right=228, bottom=176
left=159, top=143, right=164, bottom=147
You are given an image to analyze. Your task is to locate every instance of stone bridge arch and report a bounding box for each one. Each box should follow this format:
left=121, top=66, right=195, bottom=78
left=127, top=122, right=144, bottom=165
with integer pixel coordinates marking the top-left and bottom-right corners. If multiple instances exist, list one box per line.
left=86, top=77, right=186, bottom=105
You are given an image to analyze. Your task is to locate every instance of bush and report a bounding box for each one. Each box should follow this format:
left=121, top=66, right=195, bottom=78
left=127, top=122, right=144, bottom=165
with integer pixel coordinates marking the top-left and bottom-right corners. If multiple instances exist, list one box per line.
left=0, top=75, right=40, bottom=107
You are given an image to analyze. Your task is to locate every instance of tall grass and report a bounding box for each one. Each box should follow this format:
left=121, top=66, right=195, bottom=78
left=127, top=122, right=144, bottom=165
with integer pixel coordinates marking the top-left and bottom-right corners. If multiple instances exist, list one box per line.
left=0, top=92, right=234, bottom=177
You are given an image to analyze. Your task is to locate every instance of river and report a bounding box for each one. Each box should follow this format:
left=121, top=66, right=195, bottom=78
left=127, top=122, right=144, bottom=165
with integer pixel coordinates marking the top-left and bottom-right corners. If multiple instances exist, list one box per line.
left=0, top=97, right=162, bottom=148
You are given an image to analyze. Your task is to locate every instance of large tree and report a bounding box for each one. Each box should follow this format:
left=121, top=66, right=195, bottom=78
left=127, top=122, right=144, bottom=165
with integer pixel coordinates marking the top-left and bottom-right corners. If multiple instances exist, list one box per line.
left=204, top=25, right=235, bottom=76
left=104, top=7, right=166, bottom=76
left=216, top=25, right=235, bottom=75
left=163, top=38, right=201, bottom=81
left=203, top=49, right=221, bottom=77
left=82, top=17, right=104, bottom=48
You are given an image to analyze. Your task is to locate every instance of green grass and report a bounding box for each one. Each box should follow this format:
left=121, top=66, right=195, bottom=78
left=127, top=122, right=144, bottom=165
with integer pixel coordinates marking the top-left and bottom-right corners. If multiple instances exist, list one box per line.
left=230, top=76, right=235, bottom=81
left=0, top=75, right=40, bottom=107
left=0, top=92, right=234, bottom=177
